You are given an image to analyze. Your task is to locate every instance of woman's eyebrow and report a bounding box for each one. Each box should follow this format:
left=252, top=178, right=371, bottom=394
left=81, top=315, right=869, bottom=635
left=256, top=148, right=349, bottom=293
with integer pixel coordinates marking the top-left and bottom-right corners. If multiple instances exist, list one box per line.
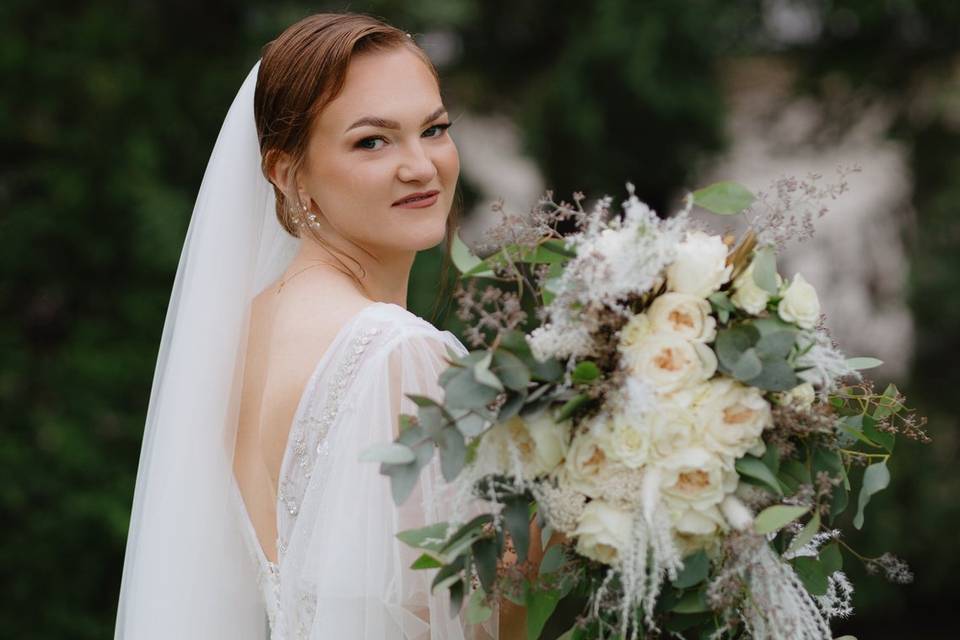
left=344, top=106, right=447, bottom=133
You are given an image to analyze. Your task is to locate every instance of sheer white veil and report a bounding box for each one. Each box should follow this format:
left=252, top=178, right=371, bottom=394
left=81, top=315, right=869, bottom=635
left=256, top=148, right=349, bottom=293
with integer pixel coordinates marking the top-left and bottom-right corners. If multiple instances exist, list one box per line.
left=114, top=59, right=296, bottom=639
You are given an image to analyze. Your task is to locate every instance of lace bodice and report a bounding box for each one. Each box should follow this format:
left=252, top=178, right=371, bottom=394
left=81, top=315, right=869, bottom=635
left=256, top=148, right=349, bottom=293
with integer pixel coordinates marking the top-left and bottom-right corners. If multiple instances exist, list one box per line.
left=230, top=302, right=497, bottom=640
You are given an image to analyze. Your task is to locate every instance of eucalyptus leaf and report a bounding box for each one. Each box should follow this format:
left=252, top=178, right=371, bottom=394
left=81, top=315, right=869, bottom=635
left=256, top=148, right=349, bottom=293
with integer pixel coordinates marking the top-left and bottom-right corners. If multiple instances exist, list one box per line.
left=554, top=393, right=590, bottom=422
left=671, top=587, right=710, bottom=613
left=448, top=579, right=465, bottom=617
left=444, top=368, right=501, bottom=411
left=746, top=358, right=798, bottom=391
left=755, top=330, right=797, bottom=360
left=786, top=512, right=821, bottom=556
left=473, top=351, right=504, bottom=391
left=820, top=542, right=843, bottom=575
left=735, top=456, right=783, bottom=495
left=472, top=537, right=498, bottom=592
left=450, top=408, right=490, bottom=438
left=451, top=231, right=489, bottom=274
left=358, top=442, right=415, bottom=464
left=845, top=357, right=883, bottom=370
left=504, top=497, right=531, bottom=562
left=672, top=550, right=710, bottom=589
left=716, top=324, right=761, bottom=370
left=751, top=246, right=780, bottom=294
left=466, top=586, right=493, bottom=624
left=692, top=180, right=756, bottom=215
left=397, top=522, right=451, bottom=552
left=438, top=427, right=467, bottom=481
left=410, top=553, right=444, bottom=570
left=525, top=587, right=563, bottom=640
left=791, top=556, right=829, bottom=596
left=754, top=504, right=810, bottom=534
left=539, top=544, right=565, bottom=575
left=731, top=347, right=763, bottom=380
left=853, top=461, right=890, bottom=529
left=492, top=349, right=531, bottom=391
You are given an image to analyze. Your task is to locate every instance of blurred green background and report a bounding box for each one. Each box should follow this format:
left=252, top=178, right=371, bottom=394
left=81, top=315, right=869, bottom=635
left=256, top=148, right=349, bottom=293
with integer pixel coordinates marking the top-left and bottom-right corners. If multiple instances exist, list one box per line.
left=2, top=0, right=957, bottom=637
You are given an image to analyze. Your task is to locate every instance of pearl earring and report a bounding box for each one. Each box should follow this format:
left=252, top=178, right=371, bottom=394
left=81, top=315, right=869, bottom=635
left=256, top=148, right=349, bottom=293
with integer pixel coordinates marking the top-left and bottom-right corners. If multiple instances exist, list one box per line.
left=292, top=197, right=320, bottom=230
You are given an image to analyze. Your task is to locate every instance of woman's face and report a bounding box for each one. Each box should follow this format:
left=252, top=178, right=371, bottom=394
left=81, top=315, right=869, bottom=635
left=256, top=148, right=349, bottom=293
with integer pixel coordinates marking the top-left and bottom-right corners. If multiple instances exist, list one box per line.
left=297, top=47, right=459, bottom=255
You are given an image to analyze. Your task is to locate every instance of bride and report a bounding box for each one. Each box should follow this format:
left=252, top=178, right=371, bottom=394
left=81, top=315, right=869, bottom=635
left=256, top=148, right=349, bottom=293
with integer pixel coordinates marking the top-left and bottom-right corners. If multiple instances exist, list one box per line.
left=114, top=12, right=512, bottom=639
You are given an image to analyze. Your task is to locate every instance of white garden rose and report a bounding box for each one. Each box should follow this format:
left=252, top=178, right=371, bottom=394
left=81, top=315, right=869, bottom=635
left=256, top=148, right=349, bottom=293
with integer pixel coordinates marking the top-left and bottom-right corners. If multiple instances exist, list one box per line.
left=573, top=499, right=634, bottom=565
left=647, top=292, right=717, bottom=342
left=617, top=312, right=654, bottom=351
left=778, top=273, right=821, bottom=329
left=604, top=412, right=652, bottom=469
left=658, top=447, right=738, bottom=515
left=670, top=503, right=727, bottom=536
left=644, top=402, right=700, bottom=462
left=561, top=420, right=623, bottom=498
left=695, top=377, right=773, bottom=461
left=666, top=231, right=733, bottom=298
left=780, top=381, right=815, bottom=408
left=730, top=258, right=781, bottom=315
left=524, top=412, right=571, bottom=475
left=478, top=414, right=570, bottom=479
left=621, top=331, right=718, bottom=394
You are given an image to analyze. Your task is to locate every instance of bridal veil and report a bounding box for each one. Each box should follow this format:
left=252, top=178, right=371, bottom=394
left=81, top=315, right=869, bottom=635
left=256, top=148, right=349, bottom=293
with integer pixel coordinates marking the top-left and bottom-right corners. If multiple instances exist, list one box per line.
left=113, top=59, right=296, bottom=638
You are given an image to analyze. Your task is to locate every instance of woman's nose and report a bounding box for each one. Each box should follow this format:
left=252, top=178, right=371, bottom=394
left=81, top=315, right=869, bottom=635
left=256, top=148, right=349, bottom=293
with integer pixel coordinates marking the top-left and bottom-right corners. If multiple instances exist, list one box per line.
left=397, top=141, right=437, bottom=183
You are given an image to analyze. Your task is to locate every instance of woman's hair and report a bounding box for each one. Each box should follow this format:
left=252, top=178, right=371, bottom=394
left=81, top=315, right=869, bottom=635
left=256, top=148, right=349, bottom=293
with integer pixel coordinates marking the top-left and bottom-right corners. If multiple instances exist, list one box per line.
left=254, top=12, right=460, bottom=323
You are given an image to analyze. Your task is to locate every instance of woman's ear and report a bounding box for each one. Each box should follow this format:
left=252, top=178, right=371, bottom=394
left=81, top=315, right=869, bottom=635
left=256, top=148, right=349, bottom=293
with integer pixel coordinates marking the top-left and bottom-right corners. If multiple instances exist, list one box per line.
left=266, top=149, right=295, bottom=198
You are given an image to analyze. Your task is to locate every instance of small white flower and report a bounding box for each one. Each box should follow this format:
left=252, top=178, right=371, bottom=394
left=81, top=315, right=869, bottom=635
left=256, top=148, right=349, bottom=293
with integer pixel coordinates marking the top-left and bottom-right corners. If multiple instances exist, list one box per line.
left=573, top=499, right=634, bottom=566
left=647, top=292, right=717, bottom=342
left=730, top=257, right=781, bottom=315
left=778, top=273, right=821, bottom=330
left=666, top=230, right=733, bottom=298
left=719, top=493, right=754, bottom=531
left=780, top=381, right=816, bottom=408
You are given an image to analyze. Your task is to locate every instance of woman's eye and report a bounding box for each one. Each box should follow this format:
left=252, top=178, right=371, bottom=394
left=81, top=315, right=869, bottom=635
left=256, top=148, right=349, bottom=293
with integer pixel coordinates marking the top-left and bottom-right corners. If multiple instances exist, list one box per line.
left=356, top=136, right=385, bottom=150
left=355, top=123, right=452, bottom=151
left=424, top=123, right=452, bottom=137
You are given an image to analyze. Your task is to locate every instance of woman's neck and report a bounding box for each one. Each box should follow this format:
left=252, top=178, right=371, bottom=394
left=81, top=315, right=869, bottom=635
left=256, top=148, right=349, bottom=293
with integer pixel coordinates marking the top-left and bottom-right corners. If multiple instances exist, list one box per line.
left=288, top=235, right=415, bottom=309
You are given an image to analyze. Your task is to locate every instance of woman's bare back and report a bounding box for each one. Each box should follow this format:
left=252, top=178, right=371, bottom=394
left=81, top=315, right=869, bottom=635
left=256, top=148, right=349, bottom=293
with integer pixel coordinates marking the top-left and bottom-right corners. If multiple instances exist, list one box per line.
left=232, top=272, right=375, bottom=563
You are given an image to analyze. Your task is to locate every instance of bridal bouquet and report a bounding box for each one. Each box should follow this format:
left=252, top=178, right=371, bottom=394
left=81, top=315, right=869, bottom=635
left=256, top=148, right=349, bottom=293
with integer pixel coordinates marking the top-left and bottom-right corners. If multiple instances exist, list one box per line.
left=361, top=167, right=928, bottom=639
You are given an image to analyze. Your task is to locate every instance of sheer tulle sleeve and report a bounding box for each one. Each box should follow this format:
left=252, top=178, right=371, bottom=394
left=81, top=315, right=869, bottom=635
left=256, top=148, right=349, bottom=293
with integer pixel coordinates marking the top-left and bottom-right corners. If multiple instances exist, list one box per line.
left=286, top=325, right=498, bottom=640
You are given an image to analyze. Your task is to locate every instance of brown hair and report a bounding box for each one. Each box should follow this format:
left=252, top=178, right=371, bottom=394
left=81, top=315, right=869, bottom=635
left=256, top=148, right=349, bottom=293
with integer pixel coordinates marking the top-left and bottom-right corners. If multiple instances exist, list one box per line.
left=254, top=12, right=459, bottom=323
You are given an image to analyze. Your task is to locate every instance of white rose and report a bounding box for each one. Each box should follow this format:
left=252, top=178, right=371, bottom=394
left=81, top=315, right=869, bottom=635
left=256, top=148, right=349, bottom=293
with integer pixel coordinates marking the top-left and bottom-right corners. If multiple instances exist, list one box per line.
left=671, top=504, right=727, bottom=536
left=621, top=332, right=718, bottom=394
left=666, top=231, right=733, bottom=298
left=617, top=312, right=654, bottom=352
left=604, top=412, right=652, bottom=469
left=561, top=420, right=623, bottom=498
left=647, top=292, right=717, bottom=342
left=730, top=258, right=781, bottom=315
left=695, top=377, right=773, bottom=461
left=479, top=414, right=570, bottom=479
left=644, top=402, right=700, bottom=462
left=778, top=273, right=821, bottom=329
left=780, top=381, right=815, bottom=408
left=573, top=499, right=634, bottom=565
left=658, top=447, right=738, bottom=515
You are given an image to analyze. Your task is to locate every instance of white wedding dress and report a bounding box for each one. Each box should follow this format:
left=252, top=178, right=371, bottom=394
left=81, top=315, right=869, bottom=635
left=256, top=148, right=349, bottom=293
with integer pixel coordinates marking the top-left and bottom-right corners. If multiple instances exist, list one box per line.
left=113, top=59, right=497, bottom=639
left=229, top=301, right=497, bottom=640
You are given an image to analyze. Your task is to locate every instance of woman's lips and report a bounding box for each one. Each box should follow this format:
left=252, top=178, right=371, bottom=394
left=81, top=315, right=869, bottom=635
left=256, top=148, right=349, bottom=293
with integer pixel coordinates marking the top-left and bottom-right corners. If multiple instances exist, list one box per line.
left=392, top=191, right=439, bottom=208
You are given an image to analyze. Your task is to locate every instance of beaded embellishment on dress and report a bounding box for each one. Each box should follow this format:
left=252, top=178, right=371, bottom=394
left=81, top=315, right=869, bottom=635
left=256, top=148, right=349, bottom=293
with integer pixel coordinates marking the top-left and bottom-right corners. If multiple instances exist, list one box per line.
left=233, top=310, right=384, bottom=640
